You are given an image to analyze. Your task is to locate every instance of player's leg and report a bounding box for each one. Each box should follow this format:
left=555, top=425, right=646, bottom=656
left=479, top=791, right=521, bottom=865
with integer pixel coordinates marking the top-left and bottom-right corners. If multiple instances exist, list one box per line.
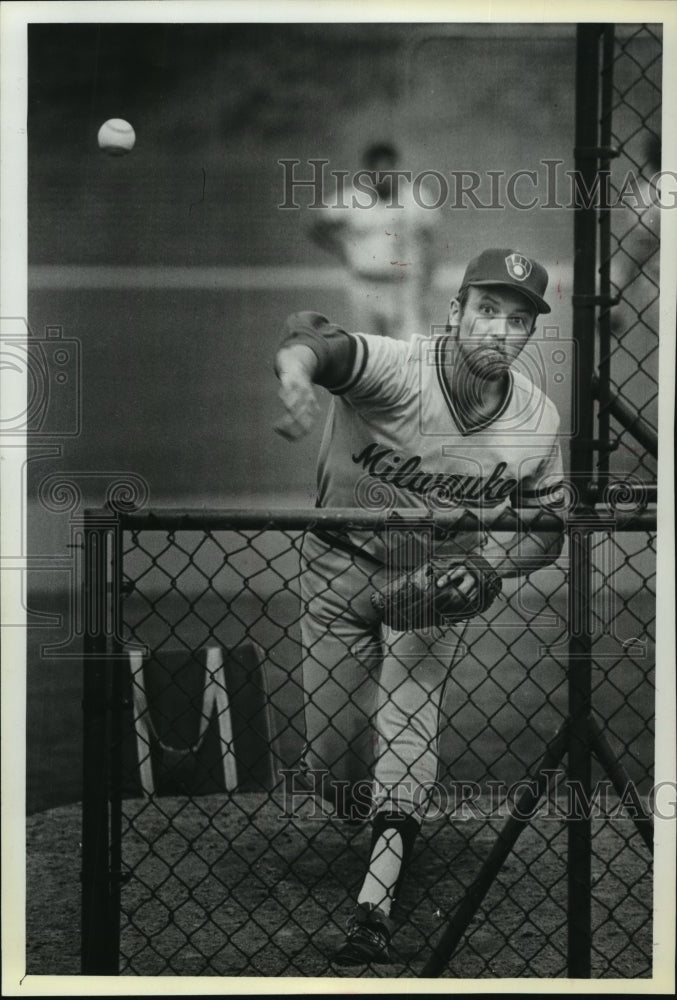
left=375, top=626, right=463, bottom=810
left=300, top=608, right=380, bottom=814
left=333, top=625, right=464, bottom=965
left=363, top=627, right=461, bottom=901
left=298, top=531, right=383, bottom=815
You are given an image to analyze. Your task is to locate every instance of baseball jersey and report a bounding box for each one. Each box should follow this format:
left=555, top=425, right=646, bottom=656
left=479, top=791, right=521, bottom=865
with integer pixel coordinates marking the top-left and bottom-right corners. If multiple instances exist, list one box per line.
left=316, top=189, right=438, bottom=281
left=315, top=332, right=563, bottom=555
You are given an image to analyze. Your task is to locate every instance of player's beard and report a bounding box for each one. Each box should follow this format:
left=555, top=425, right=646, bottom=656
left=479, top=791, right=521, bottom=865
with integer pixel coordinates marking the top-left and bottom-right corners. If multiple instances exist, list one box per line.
left=463, top=344, right=510, bottom=382
left=452, top=347, right=511, bottom=424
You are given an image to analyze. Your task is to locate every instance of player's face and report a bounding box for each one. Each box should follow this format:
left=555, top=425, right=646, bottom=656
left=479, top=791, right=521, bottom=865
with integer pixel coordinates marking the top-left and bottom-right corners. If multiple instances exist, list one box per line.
left=448, top=285, right=537, bottom=379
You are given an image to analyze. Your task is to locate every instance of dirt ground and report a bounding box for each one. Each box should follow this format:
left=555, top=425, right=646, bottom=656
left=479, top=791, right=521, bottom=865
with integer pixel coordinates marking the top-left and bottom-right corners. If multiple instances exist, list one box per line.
left=26, top=790, right=653, bottom=981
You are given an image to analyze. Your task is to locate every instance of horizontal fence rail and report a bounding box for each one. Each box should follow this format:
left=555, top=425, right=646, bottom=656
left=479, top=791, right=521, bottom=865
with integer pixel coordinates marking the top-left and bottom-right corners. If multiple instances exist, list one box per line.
left=116, top=506, right=657, bottom=531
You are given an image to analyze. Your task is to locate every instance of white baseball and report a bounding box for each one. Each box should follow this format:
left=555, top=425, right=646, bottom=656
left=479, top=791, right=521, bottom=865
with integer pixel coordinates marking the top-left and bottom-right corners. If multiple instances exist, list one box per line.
left=97, top=118, right=136, bottom=156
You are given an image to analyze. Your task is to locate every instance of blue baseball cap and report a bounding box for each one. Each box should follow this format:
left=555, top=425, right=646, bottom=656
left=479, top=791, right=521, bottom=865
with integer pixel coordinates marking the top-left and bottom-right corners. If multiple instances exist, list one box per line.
left=459, top=249, right=551, bottom=314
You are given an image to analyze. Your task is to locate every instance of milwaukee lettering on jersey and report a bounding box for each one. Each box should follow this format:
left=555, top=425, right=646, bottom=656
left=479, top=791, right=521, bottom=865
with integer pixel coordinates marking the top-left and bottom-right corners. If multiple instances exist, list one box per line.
left=351, top=443, right=518, bottom=506
left=314, top=332, right=563, bottom=514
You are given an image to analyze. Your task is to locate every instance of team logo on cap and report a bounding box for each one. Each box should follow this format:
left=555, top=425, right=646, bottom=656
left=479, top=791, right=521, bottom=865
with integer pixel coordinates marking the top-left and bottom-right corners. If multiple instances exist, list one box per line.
left=505, top=253, right=532, bottom=281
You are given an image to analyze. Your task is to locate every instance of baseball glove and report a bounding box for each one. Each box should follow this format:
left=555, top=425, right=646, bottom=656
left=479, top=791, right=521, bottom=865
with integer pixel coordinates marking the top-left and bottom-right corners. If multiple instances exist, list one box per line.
left=370, top=553, right=502, bottom=631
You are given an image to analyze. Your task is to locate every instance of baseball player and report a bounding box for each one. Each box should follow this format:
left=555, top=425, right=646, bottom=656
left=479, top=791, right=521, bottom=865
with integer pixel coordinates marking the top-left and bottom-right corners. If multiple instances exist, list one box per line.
left=274, top=248, right=565, bottom=966
left=309, top=141, right=439, bottom=340
left=610, top=133, right=660, bottom=344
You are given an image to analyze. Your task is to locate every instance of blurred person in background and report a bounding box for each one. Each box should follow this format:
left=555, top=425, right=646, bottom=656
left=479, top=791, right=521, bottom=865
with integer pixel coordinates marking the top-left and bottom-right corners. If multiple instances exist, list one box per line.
left=610, top=132, right=661, bottom=339
left=309, top=141, right=440, bottom=340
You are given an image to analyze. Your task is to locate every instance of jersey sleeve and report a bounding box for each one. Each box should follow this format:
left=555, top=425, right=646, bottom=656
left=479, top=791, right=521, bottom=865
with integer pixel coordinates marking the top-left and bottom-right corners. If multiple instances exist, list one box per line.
left=276, top=311, right=356, bottom=390
left=331, top=332, right=414, bottom=407
left=276, top=313, right=413, bottom=406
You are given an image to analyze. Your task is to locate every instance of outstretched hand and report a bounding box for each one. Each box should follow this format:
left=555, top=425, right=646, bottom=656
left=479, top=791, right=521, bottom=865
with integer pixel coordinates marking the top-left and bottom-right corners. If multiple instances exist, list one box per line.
left=274, top=347, right=320, bottom=441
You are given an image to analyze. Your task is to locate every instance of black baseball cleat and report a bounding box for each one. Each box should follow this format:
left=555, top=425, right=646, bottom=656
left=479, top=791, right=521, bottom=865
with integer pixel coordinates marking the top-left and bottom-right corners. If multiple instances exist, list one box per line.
left=332, top=902, right=394, bottom=966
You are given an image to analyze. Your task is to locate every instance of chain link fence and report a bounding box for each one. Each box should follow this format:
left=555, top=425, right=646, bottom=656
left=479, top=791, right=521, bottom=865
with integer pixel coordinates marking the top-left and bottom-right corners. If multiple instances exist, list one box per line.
left=78, top=21, right=662, bottom=981
left=597, top=24, right=661, bottom=486
left=80, top=506, right=655, bottom=979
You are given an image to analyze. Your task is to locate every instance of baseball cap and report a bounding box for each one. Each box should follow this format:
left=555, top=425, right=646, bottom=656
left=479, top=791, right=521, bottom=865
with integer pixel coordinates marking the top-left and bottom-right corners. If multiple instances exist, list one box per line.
left=459, top=249, right=551, bottom=314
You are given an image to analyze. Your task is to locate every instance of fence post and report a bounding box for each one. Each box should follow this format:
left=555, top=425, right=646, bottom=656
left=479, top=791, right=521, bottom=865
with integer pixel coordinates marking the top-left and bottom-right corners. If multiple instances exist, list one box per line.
left=572, top=22, right=603, bottom=492
left=108, top=512, right=126, bottom=963
left=566, top=513, right=593, bottom=977
left=81, top=509, right=121, bottom=974
left=569, top=22, right=605, bottom=977
left=597, top=24, right=617, bottom=491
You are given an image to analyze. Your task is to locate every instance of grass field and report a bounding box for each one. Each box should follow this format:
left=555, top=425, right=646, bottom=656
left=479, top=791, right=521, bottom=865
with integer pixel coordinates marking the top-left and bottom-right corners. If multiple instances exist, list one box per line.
left=27, top=791, right=653, bottom=978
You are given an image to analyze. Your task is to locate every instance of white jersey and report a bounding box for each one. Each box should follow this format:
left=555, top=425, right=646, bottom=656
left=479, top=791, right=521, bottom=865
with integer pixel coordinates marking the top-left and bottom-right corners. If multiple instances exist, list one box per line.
left=316, top=333, right=564, bottom=520
left=318, top=189, right=438, bottom=281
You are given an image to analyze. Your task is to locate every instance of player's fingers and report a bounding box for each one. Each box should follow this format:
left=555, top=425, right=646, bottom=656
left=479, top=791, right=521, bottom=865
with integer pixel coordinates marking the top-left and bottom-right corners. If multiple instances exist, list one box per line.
left=286, top=401, right=319, bottom=433
left=279, top=382, right=319, bottom=415
left=436, top=566, right=465, bottom=588
left=436, top=568, right=476, bottom=595
left=275, top=399, right=317, bottom=433
left=277, top=383, right=319, bottom=432
left=274, top=391, right=320, bottom=440
left=273, top=413, right=308, bottom=441
left=455, top=571, right=478, bottom=596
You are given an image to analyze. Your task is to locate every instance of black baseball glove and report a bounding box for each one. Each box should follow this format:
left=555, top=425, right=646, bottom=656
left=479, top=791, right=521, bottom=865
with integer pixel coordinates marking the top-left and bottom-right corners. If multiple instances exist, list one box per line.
left=370, top=553, right=503, bottom=631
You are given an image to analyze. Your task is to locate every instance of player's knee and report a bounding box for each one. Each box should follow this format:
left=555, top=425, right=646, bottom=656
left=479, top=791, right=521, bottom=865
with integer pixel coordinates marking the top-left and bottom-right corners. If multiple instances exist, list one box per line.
left=298, top=742, right=373, bottom=819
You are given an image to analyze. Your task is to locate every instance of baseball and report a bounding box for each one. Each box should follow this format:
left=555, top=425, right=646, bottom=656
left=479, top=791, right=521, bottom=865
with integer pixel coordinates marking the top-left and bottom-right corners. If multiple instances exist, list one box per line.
left=97, top=118, right=136, bottom=156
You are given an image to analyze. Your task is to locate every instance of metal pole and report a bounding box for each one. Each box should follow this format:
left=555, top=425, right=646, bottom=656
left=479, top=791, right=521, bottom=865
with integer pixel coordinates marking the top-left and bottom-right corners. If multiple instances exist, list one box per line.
left=81, top=514, right=116, bottom=974
left=567, top=516, right=593, bottom=977
left=113, top=507, right=655, bottom=533
left=588, top=716, right=654, bottom=855
left=590, top=375, right=658, bottom=457
left=566, top=23, right=604, bottom=977
left=108, top=519, right=124, bottom=965
left=597, top=25, right=616, bottom=488
left=571, top=23, right=603, bottom=488
left=421, top=724, right=569, bottom=977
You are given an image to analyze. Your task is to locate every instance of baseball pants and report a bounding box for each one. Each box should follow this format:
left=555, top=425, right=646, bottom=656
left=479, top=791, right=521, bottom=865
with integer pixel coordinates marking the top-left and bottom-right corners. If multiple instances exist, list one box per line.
left=299, top=530, right=465, bottom=818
